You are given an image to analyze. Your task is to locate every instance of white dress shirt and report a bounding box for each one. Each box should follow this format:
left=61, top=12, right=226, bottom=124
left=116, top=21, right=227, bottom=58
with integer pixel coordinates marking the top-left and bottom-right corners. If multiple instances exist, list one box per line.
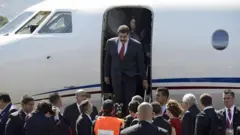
left=161, top=105, right=166, bottom=115
left=117, top=40, right=129, bottom=55
left=77, top=103, right=81, bottom=113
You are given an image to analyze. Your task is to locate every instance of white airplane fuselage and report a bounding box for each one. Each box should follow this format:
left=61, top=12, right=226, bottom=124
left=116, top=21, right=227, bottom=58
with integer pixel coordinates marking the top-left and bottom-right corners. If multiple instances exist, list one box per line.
left=0, top=0, right=240, bottom=110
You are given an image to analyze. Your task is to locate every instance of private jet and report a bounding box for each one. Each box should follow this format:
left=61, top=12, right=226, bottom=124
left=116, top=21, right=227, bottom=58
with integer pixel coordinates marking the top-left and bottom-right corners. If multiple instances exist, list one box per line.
left=0, top=0, right=240, bottom=110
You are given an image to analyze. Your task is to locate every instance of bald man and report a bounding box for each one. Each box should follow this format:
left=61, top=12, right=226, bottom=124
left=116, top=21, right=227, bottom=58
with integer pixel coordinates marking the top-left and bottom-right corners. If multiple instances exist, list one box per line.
left=120, top=102, right=168, bottom=135
left=63, top=89, right=98, bottom=135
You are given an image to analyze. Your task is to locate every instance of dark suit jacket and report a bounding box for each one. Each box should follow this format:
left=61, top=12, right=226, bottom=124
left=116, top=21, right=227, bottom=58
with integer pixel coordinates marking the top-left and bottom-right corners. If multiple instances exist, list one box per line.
left=104, top=37, right=146, bottom=80
left=218, top=106, right=240, bottom=134
left=51, top=113, right=70, bottom=135
left=181, top=105, right=200, bottom=135
left=24, top=112, right=58, bottom=135
left=153, top=116, right=172, bottom=134
left=195, top=107, right=225, bottom=135
left=0, top=103, right=17, bottom=135
left=120, top=120, right=168, bottom=135
left=63, top=103, right=98, bottom=135
left=124, top=114, right=134, bottom=128
left=162, top=110, right=169, bottom=120
left=76, top=113, right=92, bottom=135
left=5, top=110, right=26, bottom=135
left=130, top=118, right=139, bottom=126
left=236, top=126, right=240, bottom=135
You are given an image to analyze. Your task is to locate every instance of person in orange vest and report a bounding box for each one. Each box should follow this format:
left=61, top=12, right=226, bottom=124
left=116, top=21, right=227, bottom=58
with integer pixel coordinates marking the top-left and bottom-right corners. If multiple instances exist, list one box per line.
left=93, top=99, right=124, bottom=135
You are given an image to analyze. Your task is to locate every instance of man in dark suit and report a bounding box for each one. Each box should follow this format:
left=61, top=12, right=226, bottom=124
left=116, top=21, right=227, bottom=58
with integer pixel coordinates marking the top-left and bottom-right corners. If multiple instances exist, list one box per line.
left=151, top=101, right=172, bottom=134
left=63, top=89, right=98, bottom=135
left=124, top=100, right=139, bottom=128
left=5, top=95, right=34, bottom=135
left=24, top=100, right=58, bottom=135
left=181, top=93, right=200, bottom=135
left=195, top=93, right=225, bottom=135
left=218, top=89, right=240, bottom=135
left=49, top=93, right=70, bottom=135
left=156, top=88, right=170, bottom=120
left=104, top=25, right=148, bottom=115
left=0, top=93, right=17, bottom=135
left=76, top=100, right=93, bottom=135
left=120, top=102, right=168, bottom=135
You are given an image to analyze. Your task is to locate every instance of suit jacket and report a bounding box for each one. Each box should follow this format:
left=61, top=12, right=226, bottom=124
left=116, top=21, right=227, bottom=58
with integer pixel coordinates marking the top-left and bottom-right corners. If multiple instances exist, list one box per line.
left=76, top=113, right=92, bottom=135
left=218, top=106, right=240, bottom=134
left=162, top=110, right=169, bottom=120
left=104, top=37, right=146, bottom=80
left=153, top=116, right=172, bottom=134
left=181, top=105, right=200, bottom=135
left=120, top=120, right=168, bottom=135
left=63, top=103, right=98, bottom=135
left=130, top=118, right=139, bottom=126
left=124, top=114, right=134, bottom=128
left=5, top=110, right=26, bottom=135
left=195, top=107, right=225, bottom=135
left=0, top=103, right=17, bottom=135
left=236, top=126, right=240, bottom=135
left=51, top=113, right=71, bottom=135
left=24, top=112, right=58, bottom=135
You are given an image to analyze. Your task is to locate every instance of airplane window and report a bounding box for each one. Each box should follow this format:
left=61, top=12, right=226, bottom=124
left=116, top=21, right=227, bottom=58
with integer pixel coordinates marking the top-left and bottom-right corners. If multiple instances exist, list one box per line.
left=212, top=29, right=229, bottom=50
left=38, top=12, right=72, bottom=34
left=15, top=11, right=51, bottom=34
left=0, top=11, right=34, bottom=35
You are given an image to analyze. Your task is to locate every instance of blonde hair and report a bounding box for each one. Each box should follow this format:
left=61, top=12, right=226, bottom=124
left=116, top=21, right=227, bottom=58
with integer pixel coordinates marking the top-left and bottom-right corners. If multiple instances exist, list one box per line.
left=166, top=99, right=183, bottom=117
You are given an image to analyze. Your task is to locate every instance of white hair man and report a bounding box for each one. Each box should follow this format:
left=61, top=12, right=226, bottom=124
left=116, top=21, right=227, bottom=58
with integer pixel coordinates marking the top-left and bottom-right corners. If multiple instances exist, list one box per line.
left=63, top=89, right=98, bottom=135
left=181, top=93, right=200, bottom=135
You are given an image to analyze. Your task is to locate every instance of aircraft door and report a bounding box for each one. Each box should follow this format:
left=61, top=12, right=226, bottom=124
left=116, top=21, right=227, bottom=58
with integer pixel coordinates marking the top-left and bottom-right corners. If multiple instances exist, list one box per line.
left=100, top=6, right=153, bottom=102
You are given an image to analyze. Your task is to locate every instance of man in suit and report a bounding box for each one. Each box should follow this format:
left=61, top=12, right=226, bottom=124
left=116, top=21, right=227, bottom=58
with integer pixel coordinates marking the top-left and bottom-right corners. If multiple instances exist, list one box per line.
left=104, top=25, right=148, bottom=115
left=63, top=89, right=98, bottom=135
left=181, top=93, right=200, bottom=135
left=218, top=89, right=240, bottom=135
left=0, top=93, right=17, bottom=135
left=195, top=93, right=225, bottom=135
left=76, top=100, right=93, bottom=135
left=5, top=95, right=34, bottom=135
left=156, top=87, right=170, bottom=120
left=24, top=100, right=58, bottom=135
left=120, top=102, right=168, bottom=135
left=49, top=93, right=70, bottom=135
left=151, top=101, right=172, bottom=134
left=124, top=100, right=139, bottom=128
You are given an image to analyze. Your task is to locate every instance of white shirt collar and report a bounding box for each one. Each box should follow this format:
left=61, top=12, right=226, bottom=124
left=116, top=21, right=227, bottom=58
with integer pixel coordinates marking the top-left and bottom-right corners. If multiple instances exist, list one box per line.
left=76, top=103, right=81, bottom=113
left=203, top=106, right=213, bottom=111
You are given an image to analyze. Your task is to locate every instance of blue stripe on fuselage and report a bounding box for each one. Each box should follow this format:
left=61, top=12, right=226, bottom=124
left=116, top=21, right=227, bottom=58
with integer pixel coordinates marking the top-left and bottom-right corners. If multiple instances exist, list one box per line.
left=33, top=77, right=240, bottom=96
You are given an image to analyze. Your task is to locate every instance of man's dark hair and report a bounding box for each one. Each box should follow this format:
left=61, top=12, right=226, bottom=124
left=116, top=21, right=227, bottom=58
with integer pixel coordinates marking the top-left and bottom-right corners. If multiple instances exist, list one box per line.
left=80, top=100, right=90, bottom=113
left=0, top=93, right=11, bottom=103
left=102, top=99, right=114, bottom=115
left=131, top=95, right=143, bottom=103
left=36, top=100, right=54, bottom=114
left=223, top=89, right=235, bottom=98
left=200, top=93, right=212, bottom=107
left=49, top=93, right=61, bottom=105
left=21, top=95, right=34, bottom=105
left=157, top=87, right=169, bottom=98
left=117, top=25, right=129, bottom=34
left=128, top=101, right=140, bottom=113
left=151, top=101, right=162, bottom=115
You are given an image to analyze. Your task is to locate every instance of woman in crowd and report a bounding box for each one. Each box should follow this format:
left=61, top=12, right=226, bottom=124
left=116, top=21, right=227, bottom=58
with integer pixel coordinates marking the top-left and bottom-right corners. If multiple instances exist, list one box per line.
left=166, top=99, right=183, bottom=135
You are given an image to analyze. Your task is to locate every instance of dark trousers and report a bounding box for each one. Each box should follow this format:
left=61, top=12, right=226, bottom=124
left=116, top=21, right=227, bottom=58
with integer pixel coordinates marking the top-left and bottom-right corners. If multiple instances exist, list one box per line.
left=112, top=74, right=136, bottom=115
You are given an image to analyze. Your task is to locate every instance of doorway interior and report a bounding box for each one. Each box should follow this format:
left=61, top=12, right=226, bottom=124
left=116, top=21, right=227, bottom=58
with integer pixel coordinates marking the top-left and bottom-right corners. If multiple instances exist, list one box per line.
left=100, top=6, right=153, bottom=101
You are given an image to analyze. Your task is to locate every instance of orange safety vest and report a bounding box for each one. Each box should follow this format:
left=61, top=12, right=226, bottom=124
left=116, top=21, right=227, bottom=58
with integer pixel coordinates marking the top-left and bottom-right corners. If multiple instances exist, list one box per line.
left=94, top=116, right=124, bottom=135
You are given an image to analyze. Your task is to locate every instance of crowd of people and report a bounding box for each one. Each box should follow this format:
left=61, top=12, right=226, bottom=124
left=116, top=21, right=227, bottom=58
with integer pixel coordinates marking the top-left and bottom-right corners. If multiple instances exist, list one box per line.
left=0, top=88, right=240, bottom=135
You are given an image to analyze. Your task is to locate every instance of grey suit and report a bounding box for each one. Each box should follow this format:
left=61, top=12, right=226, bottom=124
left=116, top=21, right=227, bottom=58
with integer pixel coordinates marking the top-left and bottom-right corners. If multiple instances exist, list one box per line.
left=104, top=37, right=146, bottom=114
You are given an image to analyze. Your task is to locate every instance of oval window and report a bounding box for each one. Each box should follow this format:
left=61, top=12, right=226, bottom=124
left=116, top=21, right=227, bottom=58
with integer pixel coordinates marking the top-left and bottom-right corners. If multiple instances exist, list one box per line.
left=212, top=29, right=229, bottom=50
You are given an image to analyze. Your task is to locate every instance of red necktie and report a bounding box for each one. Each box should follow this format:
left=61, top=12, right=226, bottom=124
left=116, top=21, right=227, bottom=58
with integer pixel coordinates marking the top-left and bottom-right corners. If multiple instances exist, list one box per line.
left=119, top=43, right=125, bottom=60
left=227, top=108, right=232, bottom=128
